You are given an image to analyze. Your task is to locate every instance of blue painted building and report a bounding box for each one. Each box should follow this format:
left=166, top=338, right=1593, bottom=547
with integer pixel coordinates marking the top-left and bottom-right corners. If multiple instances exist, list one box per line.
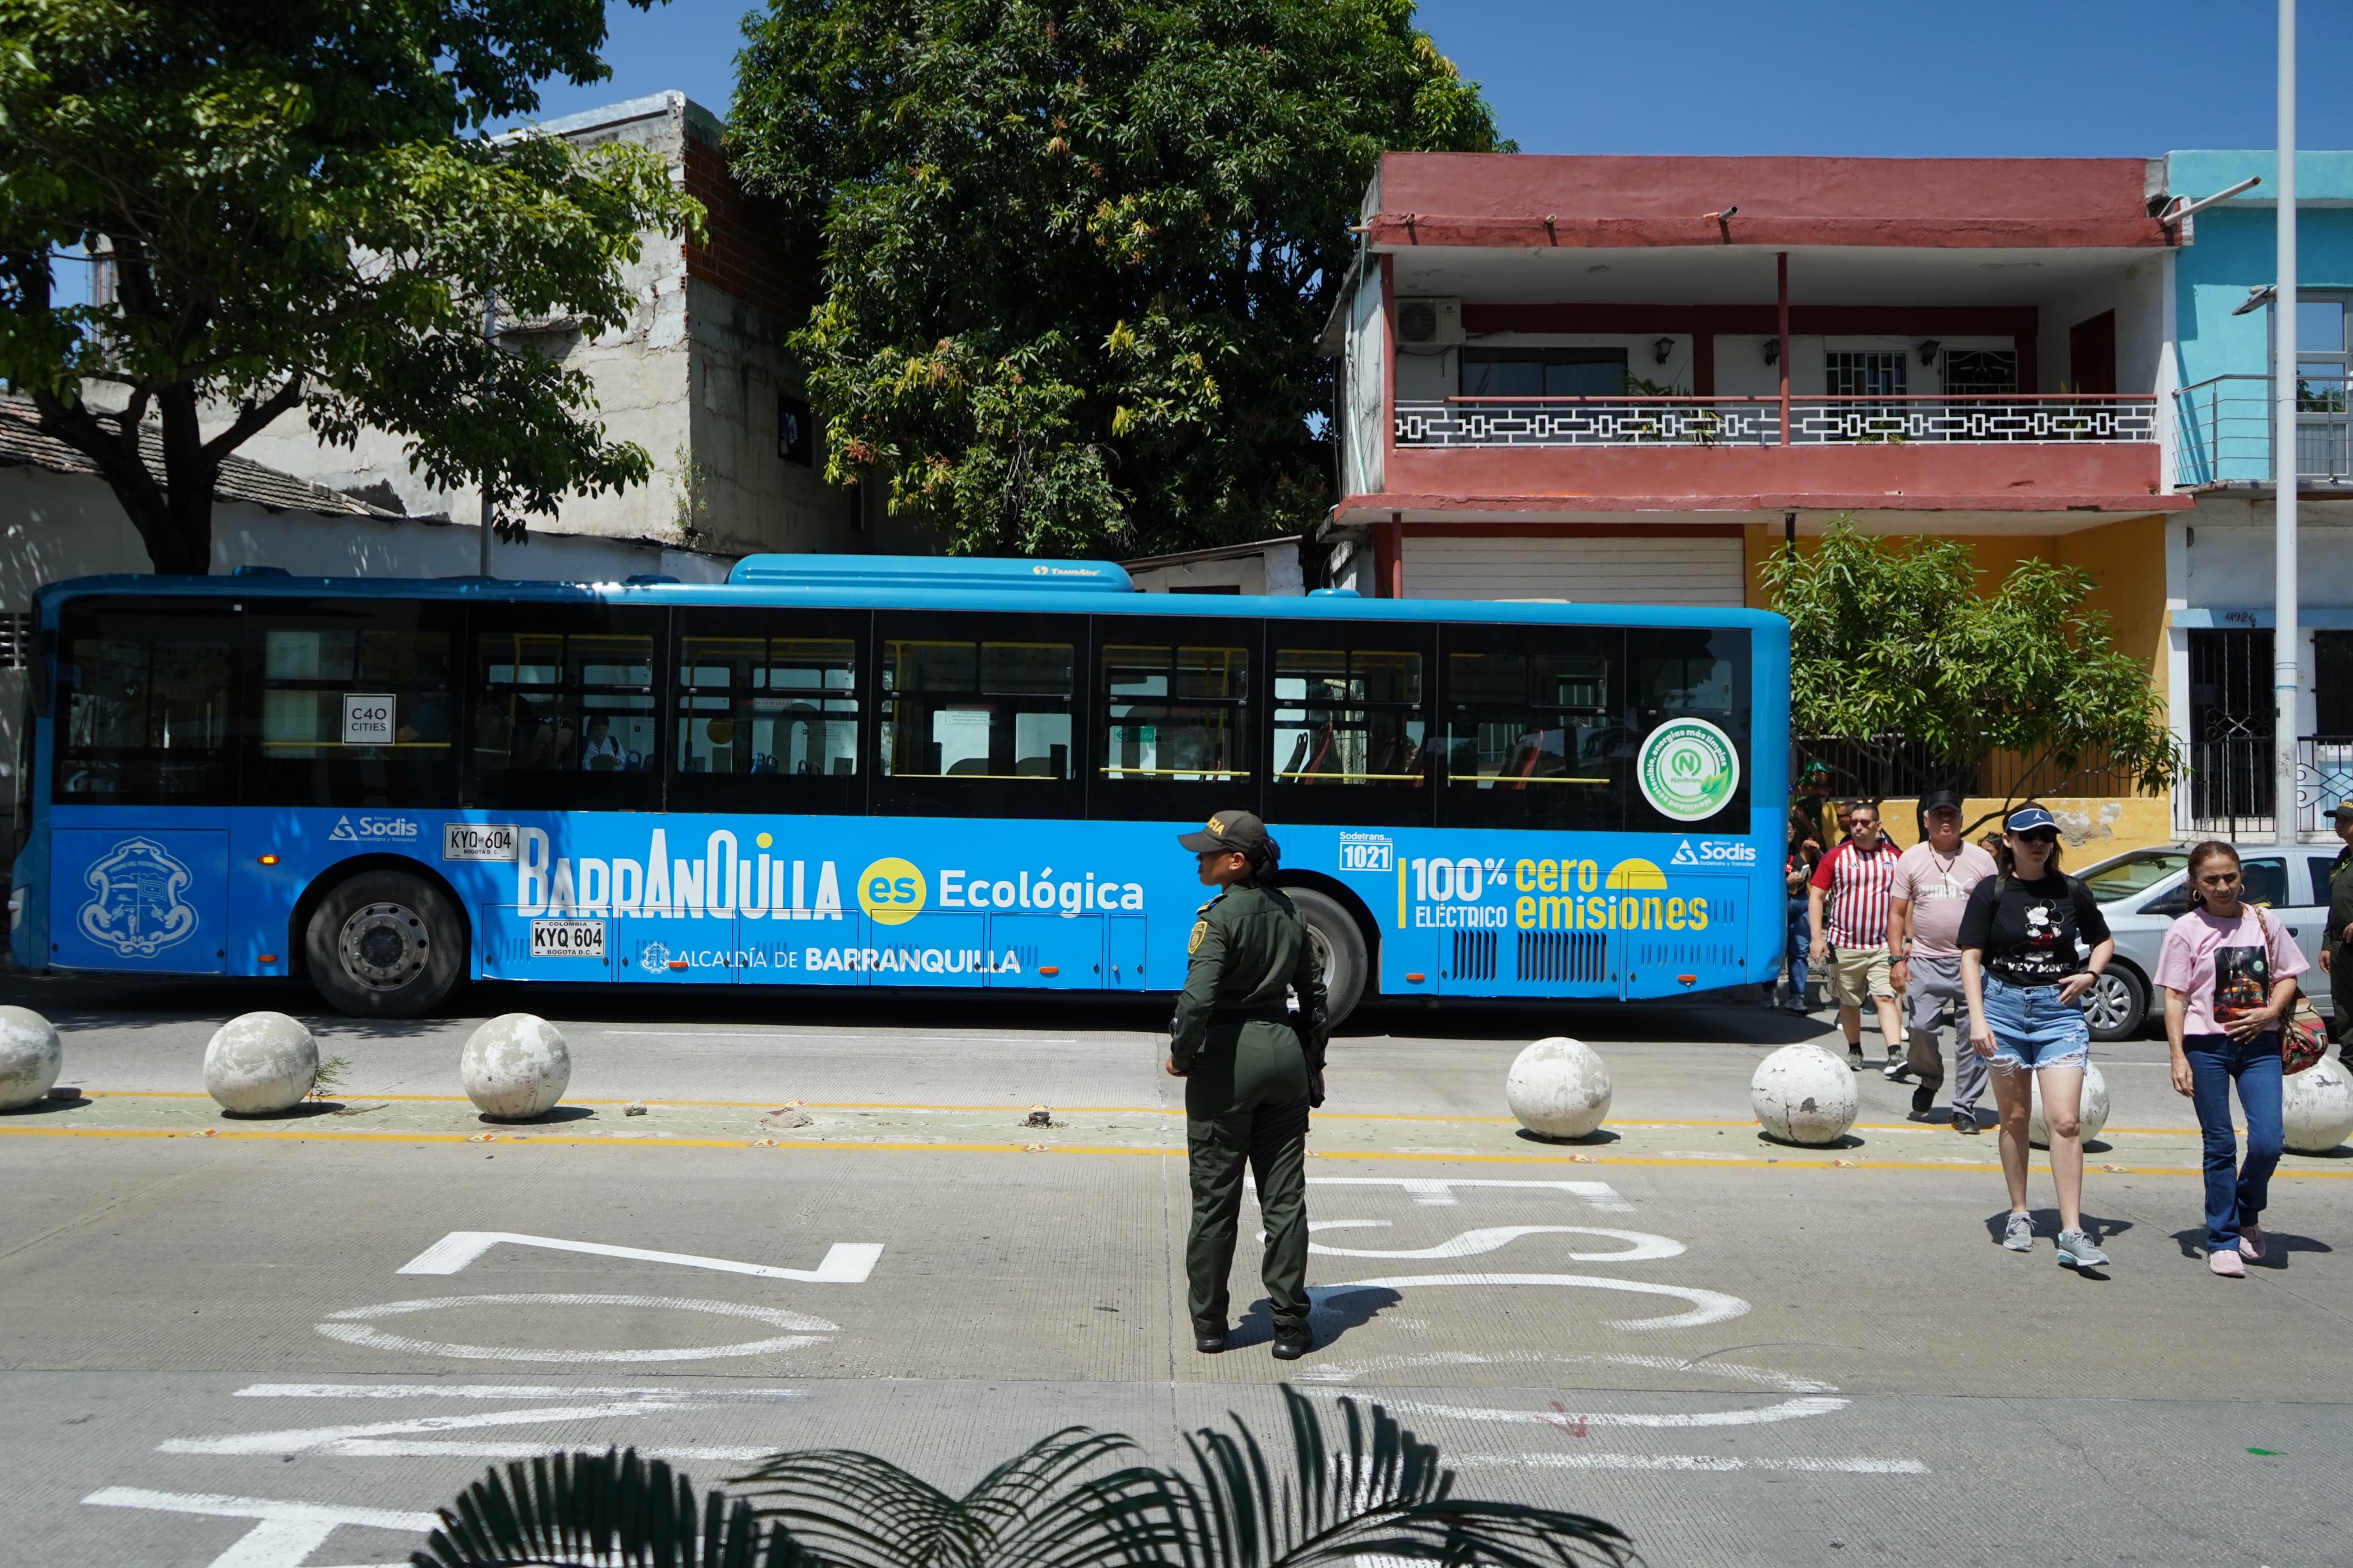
left=2161, top=151, right=2353, bottom=835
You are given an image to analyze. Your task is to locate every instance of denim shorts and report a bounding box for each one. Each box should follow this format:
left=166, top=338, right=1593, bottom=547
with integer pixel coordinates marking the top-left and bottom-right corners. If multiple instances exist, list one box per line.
left=1980, top=973, right=2090, bottom=1070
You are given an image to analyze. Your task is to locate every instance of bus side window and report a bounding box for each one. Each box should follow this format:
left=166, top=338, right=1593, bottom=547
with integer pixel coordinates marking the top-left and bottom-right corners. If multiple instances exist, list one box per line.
left=1093, top=632, right=1253, bottom=819
left=468, top=616, right=662, bottom=809
left=251, top=607, right=457, bottom=808
left=1272, top=647, right=1424, bottom=787
left=675, top=634, right=859, bottom=778
left=1626, top=627, right=1751, bottom=830
left=874, top=612, right=1082, bottom=819
left=1437, top=628, right=1621, bottom=832
left=55, top=604, right=236, bottom=805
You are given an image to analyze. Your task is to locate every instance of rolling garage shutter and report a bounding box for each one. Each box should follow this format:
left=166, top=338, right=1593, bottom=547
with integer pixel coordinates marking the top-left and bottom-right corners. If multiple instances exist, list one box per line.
left=1401, top=535, right=1746, bottom=606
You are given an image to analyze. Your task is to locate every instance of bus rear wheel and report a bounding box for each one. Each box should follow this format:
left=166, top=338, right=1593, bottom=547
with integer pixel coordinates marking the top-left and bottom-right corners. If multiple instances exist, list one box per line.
left=305, top=871, right=463, bottom=1018
left=1287, top=887, right=1368, bottom=1030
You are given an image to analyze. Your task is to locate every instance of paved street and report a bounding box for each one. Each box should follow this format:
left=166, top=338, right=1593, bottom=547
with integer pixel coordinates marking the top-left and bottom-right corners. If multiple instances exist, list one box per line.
left=2, top=974, right=2347, bottom=1567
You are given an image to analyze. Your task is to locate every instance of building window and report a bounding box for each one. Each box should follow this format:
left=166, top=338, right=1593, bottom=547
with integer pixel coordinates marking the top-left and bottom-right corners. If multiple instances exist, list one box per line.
left=1825, top=351, right=1907, bottom=398
left=1942, top=349, right=2018, bottom=395
left=778, top=391, right=815, bottom=467
left=1461, top=349, right=1628, bottom=398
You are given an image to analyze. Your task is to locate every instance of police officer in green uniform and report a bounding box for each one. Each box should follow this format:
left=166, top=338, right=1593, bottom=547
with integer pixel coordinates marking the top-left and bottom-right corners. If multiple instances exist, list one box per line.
left=2322, top=801, right=2353, bottom=1061
left=1165, top=809, right=1326, bottom=1360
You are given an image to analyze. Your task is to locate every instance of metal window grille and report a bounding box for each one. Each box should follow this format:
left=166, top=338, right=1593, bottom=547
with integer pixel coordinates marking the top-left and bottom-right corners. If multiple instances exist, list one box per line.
left=1824, top=352, right=1907, bottom=398
left=0, top=613, right=28, bottom=670
left=1942, top=350, right=2018, bottom=394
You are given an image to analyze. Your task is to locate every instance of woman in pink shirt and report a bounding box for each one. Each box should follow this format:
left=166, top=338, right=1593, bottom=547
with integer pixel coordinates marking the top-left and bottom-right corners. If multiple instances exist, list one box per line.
left=2154, top=841, right=2304, bottom=1277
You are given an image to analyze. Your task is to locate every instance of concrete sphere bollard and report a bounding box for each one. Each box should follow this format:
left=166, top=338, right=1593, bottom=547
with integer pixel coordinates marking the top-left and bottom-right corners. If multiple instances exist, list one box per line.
left=2029, top=1061, right=2111, bottom=1149
left=0, top=1006, right=63, bottom=1109
left=460, top=1013, right=572, bottom=1121
left=1751, top=1043, right=1860, bottom=1146
left=2282, top=1057, right=2353, bottom=1155
left=202, top=1012, right=319, bottom=1115
left=1505, top=1036, right=1613, bottom=1139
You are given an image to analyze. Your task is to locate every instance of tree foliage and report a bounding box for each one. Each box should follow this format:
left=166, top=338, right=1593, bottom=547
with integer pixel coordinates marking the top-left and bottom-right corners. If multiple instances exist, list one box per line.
left=1758, top=520, right=2180, bottom=804
left=729, top=0, right=1507, bottom=558
left=0, top=0, right=703, bottom=573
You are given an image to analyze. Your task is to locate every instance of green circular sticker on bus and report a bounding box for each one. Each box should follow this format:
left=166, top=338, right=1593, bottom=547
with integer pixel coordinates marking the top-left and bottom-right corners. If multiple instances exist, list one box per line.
left=1637, top=718, right=1740, bottom=821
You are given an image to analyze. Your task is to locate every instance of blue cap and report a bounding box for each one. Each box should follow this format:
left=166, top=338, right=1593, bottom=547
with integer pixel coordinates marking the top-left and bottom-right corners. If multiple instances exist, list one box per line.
left=2006, top=805, right=2058, bottom=833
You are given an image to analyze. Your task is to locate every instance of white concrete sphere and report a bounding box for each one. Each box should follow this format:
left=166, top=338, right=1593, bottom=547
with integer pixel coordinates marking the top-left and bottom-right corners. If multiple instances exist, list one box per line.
left=2282, top=1056, right=2353, bottom=1155
left=1750, top=1044, right=1860, bottom=1146
left=202, top=1012, right=319, bottom=1115
left=1505, top=1036, right=1613, bottom=1139
left=2028, top=1061, right=2111, bottom=1148
left=0, top=1006, right=62, bottom=1110
left=460, top=1013, right=571, bottom=1120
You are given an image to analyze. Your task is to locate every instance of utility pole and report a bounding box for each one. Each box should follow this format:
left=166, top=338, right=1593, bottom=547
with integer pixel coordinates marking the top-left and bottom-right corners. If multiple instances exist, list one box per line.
left=2274, top=0, right=2300, bottom=836
left=480, top=282, right=497, bottom=578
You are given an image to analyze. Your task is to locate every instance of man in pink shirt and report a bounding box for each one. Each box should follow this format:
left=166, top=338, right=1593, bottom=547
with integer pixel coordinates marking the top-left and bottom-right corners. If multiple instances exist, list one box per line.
left=1889, top=789, right=2000, bottom=1131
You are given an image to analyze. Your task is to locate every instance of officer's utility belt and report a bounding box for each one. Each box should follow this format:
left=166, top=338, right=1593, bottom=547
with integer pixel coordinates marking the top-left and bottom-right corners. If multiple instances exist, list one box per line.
left=1210, top=1005, right=1291, bottom=1025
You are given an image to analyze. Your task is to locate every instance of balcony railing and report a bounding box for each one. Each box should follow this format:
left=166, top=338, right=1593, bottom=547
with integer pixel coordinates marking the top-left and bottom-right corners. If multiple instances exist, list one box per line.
left=1395, top=394, right=2159, bottom=449
left=2172, top=374, right=2353, bottom=487
left=2174, top=735, right=2353, bottom=840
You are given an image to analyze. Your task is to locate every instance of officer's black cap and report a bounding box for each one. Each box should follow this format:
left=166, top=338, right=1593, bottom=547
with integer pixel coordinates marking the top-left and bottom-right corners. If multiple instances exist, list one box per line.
left=1179, top=809, right=1270, bottom=856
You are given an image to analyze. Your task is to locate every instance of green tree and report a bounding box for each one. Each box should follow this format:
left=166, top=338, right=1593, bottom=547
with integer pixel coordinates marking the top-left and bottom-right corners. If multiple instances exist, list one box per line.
left=1758, top=519, right=2179, bottom=809
left=729, top=0, right=1507, bottom=558
left=0, top=1, right=703, bottom=574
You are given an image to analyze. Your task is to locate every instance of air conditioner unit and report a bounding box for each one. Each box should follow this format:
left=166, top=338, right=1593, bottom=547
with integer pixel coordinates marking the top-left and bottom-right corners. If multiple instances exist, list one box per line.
left=1395, top=297, right=1464, bottom=347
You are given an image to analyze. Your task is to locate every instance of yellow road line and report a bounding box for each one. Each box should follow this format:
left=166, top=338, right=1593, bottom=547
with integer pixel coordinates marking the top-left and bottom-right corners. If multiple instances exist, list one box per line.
left=5, top=1122, right=2347, bottom=1178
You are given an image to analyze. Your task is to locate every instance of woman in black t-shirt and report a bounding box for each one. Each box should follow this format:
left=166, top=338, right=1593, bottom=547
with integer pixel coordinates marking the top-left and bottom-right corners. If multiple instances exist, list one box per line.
left=1958, top=804, right=2118, bottom=1271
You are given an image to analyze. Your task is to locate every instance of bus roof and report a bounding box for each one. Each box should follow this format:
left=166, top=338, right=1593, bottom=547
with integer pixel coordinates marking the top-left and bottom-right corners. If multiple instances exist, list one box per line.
left=32, top=561, right=1787, bottom=632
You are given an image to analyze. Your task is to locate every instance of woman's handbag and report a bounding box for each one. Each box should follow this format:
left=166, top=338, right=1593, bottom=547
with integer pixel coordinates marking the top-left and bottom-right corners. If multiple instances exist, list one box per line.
left=2252, top=906, right=2330, bottom=1073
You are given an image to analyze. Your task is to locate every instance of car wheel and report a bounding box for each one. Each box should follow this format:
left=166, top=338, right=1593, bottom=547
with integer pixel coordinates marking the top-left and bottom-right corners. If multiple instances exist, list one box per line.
left=2083, top=965, right=2148, bottom=1042
left=1286, top=886, right=1369, bottom=1030
left=304, top=870, right=464, bottom=1019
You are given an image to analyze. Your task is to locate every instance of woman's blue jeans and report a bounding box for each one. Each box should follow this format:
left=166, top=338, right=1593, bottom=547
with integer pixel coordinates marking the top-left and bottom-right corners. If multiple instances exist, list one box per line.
left=1785, top=896, right=1809, bottom=1002
left=2183, top=1031, right=2285, bottom=1252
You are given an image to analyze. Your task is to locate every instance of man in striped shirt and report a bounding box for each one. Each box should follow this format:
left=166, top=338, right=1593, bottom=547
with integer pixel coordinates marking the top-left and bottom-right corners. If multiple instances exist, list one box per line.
left=1808, top=802, right=1906, bottom=1070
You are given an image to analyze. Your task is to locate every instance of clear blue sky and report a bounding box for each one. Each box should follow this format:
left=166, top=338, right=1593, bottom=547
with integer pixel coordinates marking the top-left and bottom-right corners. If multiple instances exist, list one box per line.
left=529, top=0, right=2347, bottom=156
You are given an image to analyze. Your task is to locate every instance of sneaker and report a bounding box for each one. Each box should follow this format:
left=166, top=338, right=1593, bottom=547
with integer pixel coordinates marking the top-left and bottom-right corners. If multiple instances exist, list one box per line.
left=1953, top=1109, right=1981, bottom=1135
left=1910, top=1079, right=1938, bottom=1116
left=1847, top=1046, right=1865, bottom=1071
left=1270, top=1323, right=1315, bottom=1361
left=1194, top=1325, right=1226, bottom=1354
left=2210, top=1248, right=2246, bottom=1278
left=2239, top=1225, right=2266, bottom=1263
left=2056, top=1229, right=2110, bottom=1269
left=2002, top=1212, right=2035, bottom=1251
left=1882, top=1055, right=1913, bottom=1082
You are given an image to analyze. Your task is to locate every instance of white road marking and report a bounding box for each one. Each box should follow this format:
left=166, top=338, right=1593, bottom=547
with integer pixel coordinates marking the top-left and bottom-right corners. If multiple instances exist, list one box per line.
left=315, top=1293, right=836, bottom=1363
left=1298, top=1350, right=1834, bottom=1392
left=1311, top=1274, right=1748, bottom=1331
left=83, top=1488, right=437, bottom=1568
left=165, top=1394, right=803, bottom=1457
left=1454, top=1453, right=1927, bottom=1474
left=586, top=1031, right=1076, bottom=1045
left=1347, top=1392, right=1842, bottom=1428
left=1303, top=1225, right=1684, bottom=1263
left=1303, top=1177, right=1634, bottom=1211
left=397, top=1232, right=883, bottom=1283
left=235, top=1382, right=768, bottom=1399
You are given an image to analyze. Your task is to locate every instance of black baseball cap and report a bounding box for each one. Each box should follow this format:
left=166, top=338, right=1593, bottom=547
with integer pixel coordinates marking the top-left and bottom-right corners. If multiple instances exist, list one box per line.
left=1920, top=788, right=1964, bottom=814
left=1179, top=809, right=1272, bottom=856
left=2325, top=798, right=2353, bottom=822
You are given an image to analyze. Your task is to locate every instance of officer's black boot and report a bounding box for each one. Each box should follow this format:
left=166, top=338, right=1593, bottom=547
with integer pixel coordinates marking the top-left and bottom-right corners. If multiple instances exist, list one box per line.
left=1195, top=1324, right=1226, bottom=1354
left=1270, top=1322, right=1315, bottom=1360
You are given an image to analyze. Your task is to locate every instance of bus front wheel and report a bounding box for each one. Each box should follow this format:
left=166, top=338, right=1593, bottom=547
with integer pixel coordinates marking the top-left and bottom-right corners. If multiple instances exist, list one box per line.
left=305, top=871, right=464, bottom=1018
left=1287, top=887, right=1368, bottom=1030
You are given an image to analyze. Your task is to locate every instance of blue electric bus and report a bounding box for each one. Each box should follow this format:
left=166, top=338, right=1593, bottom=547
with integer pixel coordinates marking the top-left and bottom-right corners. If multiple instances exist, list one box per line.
left=10, top=555, right=1788, bottom=1021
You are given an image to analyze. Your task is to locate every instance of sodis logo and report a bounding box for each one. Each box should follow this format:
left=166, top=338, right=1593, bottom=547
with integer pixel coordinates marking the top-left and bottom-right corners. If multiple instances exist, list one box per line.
left=856, top=858, right=927, bottom=926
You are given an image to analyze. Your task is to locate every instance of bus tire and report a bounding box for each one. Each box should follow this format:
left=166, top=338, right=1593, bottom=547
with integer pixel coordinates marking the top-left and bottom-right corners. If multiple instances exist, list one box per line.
left=1287, top=886, right=1368, bottom=1030
left=304, top=870, right=464, bottom=1019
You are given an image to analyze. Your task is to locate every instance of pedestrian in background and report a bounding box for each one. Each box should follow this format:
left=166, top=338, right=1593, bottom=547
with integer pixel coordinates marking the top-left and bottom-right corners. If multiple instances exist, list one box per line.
left=1809, top=802, right=1905, bottom=1070
left=1783, top=807, right=1824, bottom=1013
left=1959, top=804, right=2116, bottom=1270
left=1889, top=789, right=1998, bottom=1129
left=2321, top=801, right=2353, bottom=1064
left=2156, top=840, right=2302, bottom=1278
left=1166, top=810, right=1326, bottom=1360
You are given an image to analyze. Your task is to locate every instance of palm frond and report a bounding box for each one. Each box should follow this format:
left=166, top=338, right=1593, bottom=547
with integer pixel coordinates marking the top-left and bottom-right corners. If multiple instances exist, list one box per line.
left=1145, top=1389, right=1637, bottom=1568
left=408, top=1448, right=804, bottom=1568
left=733, top=1426, right=1163, bottom=1568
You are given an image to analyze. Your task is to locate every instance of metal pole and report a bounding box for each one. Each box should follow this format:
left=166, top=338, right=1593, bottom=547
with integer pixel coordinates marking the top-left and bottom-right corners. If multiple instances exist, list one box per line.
left=2274, top=0, right=2300, bottom=835
left=480, top=282, right=497, bottom=579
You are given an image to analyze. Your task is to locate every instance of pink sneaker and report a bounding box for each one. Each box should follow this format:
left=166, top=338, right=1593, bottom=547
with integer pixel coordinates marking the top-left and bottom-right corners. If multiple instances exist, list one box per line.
left=2210, top=1249, right=2246, bottom=1277
left=2239, top=1226, right=2265, bottom=1262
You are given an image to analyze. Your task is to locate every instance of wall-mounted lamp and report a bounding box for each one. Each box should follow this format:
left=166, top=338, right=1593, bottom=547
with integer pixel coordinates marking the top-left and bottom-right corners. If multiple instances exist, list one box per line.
left=1917, top=339, right=1941, bottom=366
left=1653, top=336, right=1675, bottom=365
left=1761, top=339, right=1779, bottom=366
left=2233, top=284, right=2278, bottom=317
